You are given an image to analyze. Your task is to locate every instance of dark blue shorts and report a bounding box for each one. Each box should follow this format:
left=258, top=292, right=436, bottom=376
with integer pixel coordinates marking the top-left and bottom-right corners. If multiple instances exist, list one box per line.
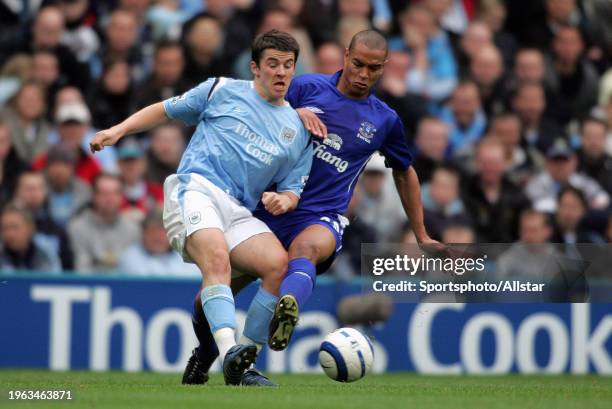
left=254, top=209, right=348, bottom=274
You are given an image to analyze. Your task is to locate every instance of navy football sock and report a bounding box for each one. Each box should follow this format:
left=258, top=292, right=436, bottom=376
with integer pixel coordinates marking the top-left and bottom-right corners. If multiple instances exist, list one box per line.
left=280, top=257, right=317, bottom=308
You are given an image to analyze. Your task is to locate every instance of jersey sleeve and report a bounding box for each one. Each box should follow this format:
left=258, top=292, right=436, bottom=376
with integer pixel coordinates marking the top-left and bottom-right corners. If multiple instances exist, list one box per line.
left=163, top=77, right=216, bottom=126
left=379, top=117, right=413, bottom=170
left=286, top=75, right=308, bottom=108
left=276, top=134, right=313, bottom=197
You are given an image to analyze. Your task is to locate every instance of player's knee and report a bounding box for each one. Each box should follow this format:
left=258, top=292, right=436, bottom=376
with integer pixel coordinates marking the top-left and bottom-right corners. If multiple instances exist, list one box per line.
left=205, top=247, right=230, bottom=277
left=266, top=250, right=289, bottom=279
left=291, top=239, right=321, bottom=261
left=257, top=250, right=288, bottom=288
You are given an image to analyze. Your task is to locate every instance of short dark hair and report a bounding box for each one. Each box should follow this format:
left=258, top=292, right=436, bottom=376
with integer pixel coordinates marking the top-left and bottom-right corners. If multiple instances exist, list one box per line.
left=580, top=115, right=608, bottom=132
left=154, top=39, right=183, bottom=58
left=92, top=173, right=122, bottom=193
left=348, top=30, right=388, bottom=56
left=521, top=208, right=551, bottom=227
left=558, top=186, right=587, bottom=210
left=1, top=203, right=35, bottom=228
left=251, top=29, right=300, bottom=66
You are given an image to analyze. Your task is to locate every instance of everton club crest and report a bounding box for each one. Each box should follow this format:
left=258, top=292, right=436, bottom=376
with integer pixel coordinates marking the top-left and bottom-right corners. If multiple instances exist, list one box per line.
left=357, top=121, right=376, bottom=143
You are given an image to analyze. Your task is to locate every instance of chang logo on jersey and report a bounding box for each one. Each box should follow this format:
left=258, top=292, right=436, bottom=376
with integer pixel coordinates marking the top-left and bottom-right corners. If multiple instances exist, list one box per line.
left=323, top=133, right=343, bottom=151
left=357, top=121, right=377, bottom=144
left=313, top=141, right=348, bottom=173
left=280, top=127, right=297, bottom=145
left=234, top=123, right=280, bottom=165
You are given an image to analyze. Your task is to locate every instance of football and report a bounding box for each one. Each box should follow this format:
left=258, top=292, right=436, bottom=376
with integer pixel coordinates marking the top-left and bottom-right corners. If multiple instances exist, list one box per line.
left=318, top=327, right=374, bottom=382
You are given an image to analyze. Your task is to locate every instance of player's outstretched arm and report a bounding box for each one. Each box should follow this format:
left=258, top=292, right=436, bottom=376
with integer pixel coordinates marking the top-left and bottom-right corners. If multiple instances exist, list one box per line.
left=90, top=102, right=169, bottom=153
left=261, top=191, right=299, bottom=216
left=392, top=166, right=436, bottom=244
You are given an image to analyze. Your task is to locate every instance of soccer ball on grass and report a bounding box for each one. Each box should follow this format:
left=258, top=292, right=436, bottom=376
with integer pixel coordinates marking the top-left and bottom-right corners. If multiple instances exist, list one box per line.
left=318, top=327, right=374, bottom=382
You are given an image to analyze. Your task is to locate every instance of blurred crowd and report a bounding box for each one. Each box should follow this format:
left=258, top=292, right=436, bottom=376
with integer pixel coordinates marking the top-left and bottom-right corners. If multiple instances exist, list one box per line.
left=0, top=0, right=611, bottom=277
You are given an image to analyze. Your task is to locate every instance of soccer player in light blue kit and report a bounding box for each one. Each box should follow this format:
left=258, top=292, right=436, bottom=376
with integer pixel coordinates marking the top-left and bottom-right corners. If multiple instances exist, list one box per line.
left=89, top=30, right=312, bottom=386
left=185, top=30, right=438, bottom=385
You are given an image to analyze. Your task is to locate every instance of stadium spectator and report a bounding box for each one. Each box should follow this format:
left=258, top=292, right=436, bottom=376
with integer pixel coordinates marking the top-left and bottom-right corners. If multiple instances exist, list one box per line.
left=314, top=42, right=344, bottom=75
left=31, top=50, right=61, bottom=106
left=351, top=154, right=406, bottom=243
left=524, top=0, right=590, bottom=51
left=511, top=81, right=563, bottom=155
left=423, top=0, right=463, bottom=35
left=57, top=0, right=100, bottom=63
left=391, top=4, right=457, bottom=102
left=605, top=97, right=612, bottom=155
left=438, top=81, right=487, bottom=157
left=181, top=13, right=231, bottom=88
left=145, top=0, right=190, bottom=41
left=544, top=26, right=599, bottom=125
left=376, top=50, right=428, bottom=137
left=269, top=1, right=316, bottom=74
left=3, top=81, right=51, bottom=164
left=496, top=209, right=560, bottom=280
left=133, top=40, right=187, bottom=110
left=0, top=118, right=28, bottom=208
left=0, top=204, right=62, bottom=273
left=601, top=69, right=612, bottom=107
left=422, top=166, right=471, bottom=241
left=195, top=0, right=254, bottom=63
left=508, top=48, right=563, bottom=124
left=234, top=7, right=310, bottom=79
left=145, top=123, right=185, bottom=184
left=513, top=48, right=547, bottom=84
left=336, top=15, right=370, bottom=50
left=0, top=54, right=33, bottom=104
left=477, top=0, right=517, bottom=68
left=441, top=223, right=476, bottom=244
left=0, top=1, right=42, bottom=39
left=411, top=116, right=450, bottom=183
left=526, top=138, right=610, bottom=212
left=44, top=143, right=92, bottom=227
left=116, top=138, right=163, bottom=221
left=88, top=59, right=134, bottom=130
left=32, top=102, right=102, bottom=184
left=469, top=45, right=506, bottom=117
left=461, top=138, right=530, bottom=242
left=551, top=186, right=603, bottom=244
left=49, top=86, right=119, bottom=173
left=13, top=171, right=74, bottom=270
left=118, top=210, right=199, bottom=276
left=456, top=21, right=493, bottom=75
left=488, top=112, right=544, bottom=186
left=90, top=9, right=146, bottom=82
left=0, top=6, right=90, bottom=91
left=576, top=116, right=612, bottom=194
left=68, top=174, right=140, bottom=273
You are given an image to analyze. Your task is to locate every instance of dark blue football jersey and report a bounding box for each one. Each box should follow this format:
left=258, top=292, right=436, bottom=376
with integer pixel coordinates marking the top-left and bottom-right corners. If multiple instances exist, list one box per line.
left=282, top=71, right=413, bottom=215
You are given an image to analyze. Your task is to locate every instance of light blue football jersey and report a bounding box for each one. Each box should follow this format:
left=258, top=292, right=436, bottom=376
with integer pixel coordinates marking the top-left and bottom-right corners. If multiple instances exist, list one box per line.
left=163, top=77, right=312, bottom=210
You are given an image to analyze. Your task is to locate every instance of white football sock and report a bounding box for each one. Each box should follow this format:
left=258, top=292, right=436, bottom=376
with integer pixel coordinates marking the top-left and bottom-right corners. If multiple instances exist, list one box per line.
left=213, top=327, right=237, bottom=360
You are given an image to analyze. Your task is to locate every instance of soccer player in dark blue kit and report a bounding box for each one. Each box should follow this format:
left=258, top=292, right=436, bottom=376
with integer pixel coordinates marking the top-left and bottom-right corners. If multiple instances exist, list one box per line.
left=183, top=30, right=437, bottom=386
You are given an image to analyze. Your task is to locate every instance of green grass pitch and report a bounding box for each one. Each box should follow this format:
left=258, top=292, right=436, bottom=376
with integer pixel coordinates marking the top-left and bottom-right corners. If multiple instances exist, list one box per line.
left=1, top=370, right=611, bottom=409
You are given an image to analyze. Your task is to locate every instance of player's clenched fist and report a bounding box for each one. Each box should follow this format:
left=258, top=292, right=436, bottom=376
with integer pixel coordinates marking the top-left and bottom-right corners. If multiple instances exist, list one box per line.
left=90, top=128, right=123, bottom=153
left=261, top=192, right=298, bottom=216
